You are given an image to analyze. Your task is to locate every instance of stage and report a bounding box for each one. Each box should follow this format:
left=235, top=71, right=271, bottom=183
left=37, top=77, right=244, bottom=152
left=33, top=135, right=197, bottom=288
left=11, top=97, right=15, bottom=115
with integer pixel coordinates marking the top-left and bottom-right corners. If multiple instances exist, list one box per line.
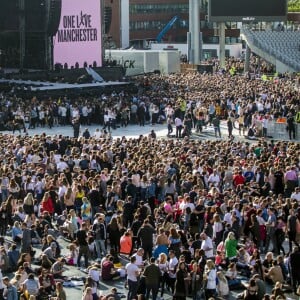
left=0, top=78, right=131, bottom=91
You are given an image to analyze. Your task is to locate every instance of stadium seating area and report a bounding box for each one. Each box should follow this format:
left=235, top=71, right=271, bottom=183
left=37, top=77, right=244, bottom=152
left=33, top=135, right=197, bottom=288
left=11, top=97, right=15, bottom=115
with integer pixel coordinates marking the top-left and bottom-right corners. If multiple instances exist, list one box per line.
left=242, top=28, right=300, bottom=72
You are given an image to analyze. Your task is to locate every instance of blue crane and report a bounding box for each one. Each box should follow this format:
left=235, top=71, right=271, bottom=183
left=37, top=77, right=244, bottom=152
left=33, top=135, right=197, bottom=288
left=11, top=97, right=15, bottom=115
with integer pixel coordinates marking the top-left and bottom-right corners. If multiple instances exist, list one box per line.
left=156, top=16, right=180, bottom=43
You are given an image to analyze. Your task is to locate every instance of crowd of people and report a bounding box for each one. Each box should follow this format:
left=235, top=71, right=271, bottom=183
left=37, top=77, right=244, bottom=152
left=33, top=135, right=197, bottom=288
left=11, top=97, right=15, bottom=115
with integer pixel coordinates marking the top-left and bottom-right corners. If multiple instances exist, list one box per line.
left=0, top=60, right=298, bottom=300
left=0, top=56, right=299, bottom=141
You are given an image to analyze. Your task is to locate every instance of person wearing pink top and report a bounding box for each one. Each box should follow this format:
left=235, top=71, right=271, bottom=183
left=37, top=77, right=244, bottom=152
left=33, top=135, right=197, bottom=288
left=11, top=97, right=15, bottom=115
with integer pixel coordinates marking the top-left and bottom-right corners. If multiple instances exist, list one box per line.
left=163, top=199, right=173, bottom=215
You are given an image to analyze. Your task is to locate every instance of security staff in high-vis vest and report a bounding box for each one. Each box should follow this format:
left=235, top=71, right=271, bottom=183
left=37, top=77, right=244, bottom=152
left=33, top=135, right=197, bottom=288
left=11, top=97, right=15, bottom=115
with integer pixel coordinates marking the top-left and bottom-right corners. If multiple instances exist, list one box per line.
left=295, top=111, right=300, bottom=123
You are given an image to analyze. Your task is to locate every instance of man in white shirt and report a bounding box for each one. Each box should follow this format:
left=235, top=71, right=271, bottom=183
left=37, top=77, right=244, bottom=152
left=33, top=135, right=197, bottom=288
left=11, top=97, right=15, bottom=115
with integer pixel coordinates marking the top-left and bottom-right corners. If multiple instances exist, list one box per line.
left=58, top=182, right=67, bottom=200
left=125, top=256, right=140, bottom=300
left=93, top=128, right=102, bottom=139
left=200, top=233, right=214, bottom=258
left=208, top=170, right=220, bottom=187
left=168, top=250, right=178, bottom=293
left=291, top=187, right=300, bottom=203
left=223, top=208, right=232, bottom=226
left=183, top=197, right=195, bottom=212
left=58, top=105, right=67, bottom=125
left=81, top=105, right=88, bottom=125
left=175, top=117, right=183, bottom=138
left=132, top=248, right=144, bottom=267
left=56, top=158, right=69, bottom=173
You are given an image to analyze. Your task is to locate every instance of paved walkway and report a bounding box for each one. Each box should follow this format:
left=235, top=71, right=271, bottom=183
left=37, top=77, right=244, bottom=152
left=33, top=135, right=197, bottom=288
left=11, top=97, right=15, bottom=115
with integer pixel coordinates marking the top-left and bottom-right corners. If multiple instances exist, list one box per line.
left=1, top=121, right=250, bottom=142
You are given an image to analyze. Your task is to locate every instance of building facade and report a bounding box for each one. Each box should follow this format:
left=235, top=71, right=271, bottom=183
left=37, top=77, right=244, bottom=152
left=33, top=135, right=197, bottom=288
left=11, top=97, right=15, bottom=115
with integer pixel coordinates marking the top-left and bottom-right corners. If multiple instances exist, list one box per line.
left=104, top=0, right=300, bottom=50
left=104, top=0, right=242, bottom=49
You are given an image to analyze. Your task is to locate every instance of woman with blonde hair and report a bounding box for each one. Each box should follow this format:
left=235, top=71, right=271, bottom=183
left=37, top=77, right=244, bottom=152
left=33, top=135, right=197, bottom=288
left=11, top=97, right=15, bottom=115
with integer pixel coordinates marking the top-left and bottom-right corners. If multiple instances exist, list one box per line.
left=84, top=277, right=98, bottom=300
left=204, top=259, right=217, bottom=299
left=23, top=193, right=34, bottom=215
left=82, top=286, right=93, bottom=300
left=10, top=273, right=23, bottom=292
left=66, top=243, right=78, bottom=265
left=140, top=175, right=149, bottom=201
left=157, top=253, right=169, bottom=298
left=64, top=187, right=75, bottom=212
left=55, top=281, right=66, bottom=300
left=271, top=281, right=286, bottom=299
left=12, top=221, right=23, bottom=243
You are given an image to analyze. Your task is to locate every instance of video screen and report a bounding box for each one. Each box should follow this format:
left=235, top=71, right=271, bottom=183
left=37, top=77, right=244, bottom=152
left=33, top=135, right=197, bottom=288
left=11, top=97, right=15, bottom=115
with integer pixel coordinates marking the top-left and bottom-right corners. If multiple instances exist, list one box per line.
left=209, top=0, right=287, bottom=22
left=53, top=0, right=102, bottom=68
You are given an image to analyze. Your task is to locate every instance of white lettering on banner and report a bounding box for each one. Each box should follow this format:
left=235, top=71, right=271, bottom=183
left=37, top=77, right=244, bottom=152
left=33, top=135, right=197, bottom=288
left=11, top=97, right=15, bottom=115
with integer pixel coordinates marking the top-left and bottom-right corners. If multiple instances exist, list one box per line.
left=57, top=11, right=98, bottom=43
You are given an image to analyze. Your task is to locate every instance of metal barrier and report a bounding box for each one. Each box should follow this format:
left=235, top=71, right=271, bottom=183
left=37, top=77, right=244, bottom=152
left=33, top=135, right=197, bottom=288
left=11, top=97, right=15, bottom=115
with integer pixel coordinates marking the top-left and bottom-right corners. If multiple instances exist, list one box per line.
left=267, top=121, right=300, bottom=141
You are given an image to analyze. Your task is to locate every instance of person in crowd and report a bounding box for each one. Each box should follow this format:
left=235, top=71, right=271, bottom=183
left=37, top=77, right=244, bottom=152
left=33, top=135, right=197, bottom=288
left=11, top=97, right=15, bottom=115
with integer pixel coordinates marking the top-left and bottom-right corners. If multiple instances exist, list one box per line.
left=204, top=259, right=216, bottom=299
left=55, top=282, right=66, bottom=300
left=225, top=232, right=238, bottom=262
left=51, top=258, right=67, bottom=280
left=3, top=276, right=18, bottom=300
left=77, top=222, right=89, bottom=269
left=84, top=276, right=98, bottom=300
left=173, top=261, right=189, bottom=300
left=137, top=219, right=156, bottom=260
left=120, top=230, right=132, bottom=256
left=125, top=256, right=140, bottom=300
left=143, top=257, right=161, bottom=300
left=101, top=255, right=120, bottom=281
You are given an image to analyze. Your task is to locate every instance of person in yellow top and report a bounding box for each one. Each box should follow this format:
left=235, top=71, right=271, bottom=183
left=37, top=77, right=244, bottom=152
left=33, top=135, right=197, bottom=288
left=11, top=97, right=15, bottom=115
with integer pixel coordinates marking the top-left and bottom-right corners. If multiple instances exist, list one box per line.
left=179, top=98, right=187, bottom=118
left=74, top=184, right=85, bottom=213
left=215, top=103, right=222, bottom=117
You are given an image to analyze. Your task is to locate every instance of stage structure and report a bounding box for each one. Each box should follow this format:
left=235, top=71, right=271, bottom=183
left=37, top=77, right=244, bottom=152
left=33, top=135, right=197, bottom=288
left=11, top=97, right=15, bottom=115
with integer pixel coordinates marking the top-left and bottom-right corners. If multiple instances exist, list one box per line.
left=0, top=0, right=103, bottom=70
left=0, top=0, right=62, bottom=70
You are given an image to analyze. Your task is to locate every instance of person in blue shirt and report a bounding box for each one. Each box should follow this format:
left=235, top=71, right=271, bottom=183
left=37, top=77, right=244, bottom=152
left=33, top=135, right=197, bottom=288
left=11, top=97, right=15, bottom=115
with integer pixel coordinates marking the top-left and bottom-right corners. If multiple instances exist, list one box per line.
left=7, top=244, right=20, bottom=271
left=3, top=277, right=18, bottom=300
left=244, top=166, right=255, bottom=183
left=11, top=221, right=23, bottom=244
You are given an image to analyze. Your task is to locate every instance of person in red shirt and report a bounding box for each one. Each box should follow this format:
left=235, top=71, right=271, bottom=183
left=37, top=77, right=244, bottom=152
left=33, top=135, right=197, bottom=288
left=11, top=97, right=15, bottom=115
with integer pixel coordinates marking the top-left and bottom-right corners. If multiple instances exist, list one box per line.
left=41, top=191, right=54, bottom=215
left=233, top=171, right=246, bottom=187
left=101, top=256, right=120, bottom=280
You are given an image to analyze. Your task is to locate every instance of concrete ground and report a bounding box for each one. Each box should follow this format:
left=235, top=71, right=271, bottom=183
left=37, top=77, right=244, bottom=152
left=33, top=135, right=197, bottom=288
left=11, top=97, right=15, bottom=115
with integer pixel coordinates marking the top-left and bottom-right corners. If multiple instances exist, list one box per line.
left=1, top=120, right=247, bottom=141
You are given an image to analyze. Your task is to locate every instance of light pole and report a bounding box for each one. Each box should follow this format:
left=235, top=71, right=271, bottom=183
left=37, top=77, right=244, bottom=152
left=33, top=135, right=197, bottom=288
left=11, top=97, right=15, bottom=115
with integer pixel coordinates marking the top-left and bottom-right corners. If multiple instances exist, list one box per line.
left=188, top=0, right=201, bottom=65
